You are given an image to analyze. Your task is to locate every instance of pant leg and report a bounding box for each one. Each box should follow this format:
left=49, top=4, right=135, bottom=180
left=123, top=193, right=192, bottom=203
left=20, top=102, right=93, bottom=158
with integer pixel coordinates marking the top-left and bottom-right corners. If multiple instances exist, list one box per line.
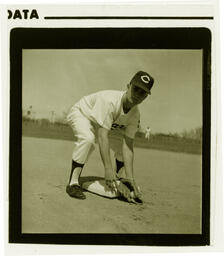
left=67, top=107, right=96, bottom=164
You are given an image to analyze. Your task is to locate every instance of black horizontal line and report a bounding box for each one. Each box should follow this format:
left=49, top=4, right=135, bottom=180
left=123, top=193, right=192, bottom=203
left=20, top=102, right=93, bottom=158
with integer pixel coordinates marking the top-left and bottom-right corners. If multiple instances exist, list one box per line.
left=44, top=16, right=213, bottom=20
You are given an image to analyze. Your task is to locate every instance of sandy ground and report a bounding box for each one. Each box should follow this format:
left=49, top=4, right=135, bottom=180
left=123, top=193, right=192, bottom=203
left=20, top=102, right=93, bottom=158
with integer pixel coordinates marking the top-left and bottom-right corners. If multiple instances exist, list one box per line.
left=22, top=136, right=202, bottom=234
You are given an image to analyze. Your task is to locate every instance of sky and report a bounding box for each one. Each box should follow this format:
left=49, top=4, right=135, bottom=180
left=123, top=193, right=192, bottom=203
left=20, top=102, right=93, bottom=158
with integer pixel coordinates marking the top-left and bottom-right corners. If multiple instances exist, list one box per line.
left=22, top=49, right=202, bottom=134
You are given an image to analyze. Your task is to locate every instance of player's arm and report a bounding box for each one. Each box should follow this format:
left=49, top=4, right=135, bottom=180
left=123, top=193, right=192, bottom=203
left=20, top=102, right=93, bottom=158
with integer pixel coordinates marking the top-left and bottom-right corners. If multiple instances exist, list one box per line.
left=122, top=135, right=142, bottom=198
left=122, top=116, right=139, bottom=180
left=98, top=127, right=116, bottom=188
left=122, top=135, right=134, bottom=180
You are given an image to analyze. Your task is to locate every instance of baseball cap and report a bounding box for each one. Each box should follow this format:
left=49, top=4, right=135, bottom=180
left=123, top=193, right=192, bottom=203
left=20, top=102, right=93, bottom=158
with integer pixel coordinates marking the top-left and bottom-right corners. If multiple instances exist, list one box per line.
left=130, top=71, right=154, bottom=94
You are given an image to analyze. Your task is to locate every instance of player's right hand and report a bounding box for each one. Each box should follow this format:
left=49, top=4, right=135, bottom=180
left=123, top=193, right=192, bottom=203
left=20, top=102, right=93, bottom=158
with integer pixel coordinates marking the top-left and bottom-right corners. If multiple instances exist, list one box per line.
left=105, top=169, right=117, bottom=191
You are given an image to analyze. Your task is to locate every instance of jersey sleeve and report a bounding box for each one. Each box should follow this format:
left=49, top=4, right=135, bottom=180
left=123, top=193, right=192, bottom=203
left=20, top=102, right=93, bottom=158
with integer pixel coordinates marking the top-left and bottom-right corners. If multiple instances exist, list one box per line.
left=89, top=97, right=114, bottom=130
left=125, top=111, right=140, bottom=139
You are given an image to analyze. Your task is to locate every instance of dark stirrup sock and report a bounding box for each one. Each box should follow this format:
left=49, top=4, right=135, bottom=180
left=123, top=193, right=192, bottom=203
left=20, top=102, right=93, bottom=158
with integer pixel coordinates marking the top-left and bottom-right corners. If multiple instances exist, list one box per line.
left=68, top=160, right=84, bottom=184
left=116, top=159, right=124, bottom=174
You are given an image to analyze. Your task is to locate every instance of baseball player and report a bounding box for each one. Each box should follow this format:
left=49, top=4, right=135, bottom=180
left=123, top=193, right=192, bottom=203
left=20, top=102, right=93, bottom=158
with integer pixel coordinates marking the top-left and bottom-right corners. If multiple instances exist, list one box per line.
left=145, top=126, right=151, bottom=140
left=66, top=71, right=154, bottom=200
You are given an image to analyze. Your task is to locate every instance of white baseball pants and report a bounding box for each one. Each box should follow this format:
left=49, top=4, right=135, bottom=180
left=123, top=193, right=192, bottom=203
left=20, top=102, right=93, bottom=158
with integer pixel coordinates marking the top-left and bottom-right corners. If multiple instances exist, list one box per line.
left=67, top=107, right=123, bottom=164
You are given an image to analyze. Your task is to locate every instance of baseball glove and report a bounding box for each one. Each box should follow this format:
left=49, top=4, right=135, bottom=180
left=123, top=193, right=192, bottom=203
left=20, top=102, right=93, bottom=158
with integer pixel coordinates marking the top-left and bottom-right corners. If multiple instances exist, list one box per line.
left=115, top=178, right=143, bottom=204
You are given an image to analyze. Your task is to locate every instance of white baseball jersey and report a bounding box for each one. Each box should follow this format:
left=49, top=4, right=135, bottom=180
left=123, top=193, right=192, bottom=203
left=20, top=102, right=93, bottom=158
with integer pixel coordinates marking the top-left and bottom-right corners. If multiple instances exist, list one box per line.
left=73, top=90, right=140, bottom=139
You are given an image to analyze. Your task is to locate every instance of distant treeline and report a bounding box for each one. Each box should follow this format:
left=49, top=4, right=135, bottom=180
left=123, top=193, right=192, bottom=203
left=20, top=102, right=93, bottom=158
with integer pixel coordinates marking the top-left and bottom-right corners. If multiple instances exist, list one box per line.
left=22, top=117, right=202, bottom=154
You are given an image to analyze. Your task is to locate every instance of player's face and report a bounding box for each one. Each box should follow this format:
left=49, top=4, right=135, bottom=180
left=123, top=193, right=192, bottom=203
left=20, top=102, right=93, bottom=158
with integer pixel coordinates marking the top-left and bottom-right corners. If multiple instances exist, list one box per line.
left=129, top=84, right=149, bottom=104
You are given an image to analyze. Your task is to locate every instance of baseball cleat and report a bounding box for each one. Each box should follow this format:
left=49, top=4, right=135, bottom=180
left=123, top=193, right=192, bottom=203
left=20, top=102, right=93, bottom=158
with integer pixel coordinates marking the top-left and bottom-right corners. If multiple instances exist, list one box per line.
left=66, top=184, right=86, bottom=199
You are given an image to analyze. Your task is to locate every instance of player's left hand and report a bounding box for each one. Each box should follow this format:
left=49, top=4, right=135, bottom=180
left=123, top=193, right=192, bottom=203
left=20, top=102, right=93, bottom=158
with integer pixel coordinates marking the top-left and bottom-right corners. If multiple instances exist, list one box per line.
left=119, top=178, right=143, bottom=204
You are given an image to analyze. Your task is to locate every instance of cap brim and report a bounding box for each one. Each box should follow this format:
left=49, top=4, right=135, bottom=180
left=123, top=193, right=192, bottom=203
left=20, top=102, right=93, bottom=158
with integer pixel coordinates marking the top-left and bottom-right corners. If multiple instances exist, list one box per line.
left=135, top=84, right=151, bottom=94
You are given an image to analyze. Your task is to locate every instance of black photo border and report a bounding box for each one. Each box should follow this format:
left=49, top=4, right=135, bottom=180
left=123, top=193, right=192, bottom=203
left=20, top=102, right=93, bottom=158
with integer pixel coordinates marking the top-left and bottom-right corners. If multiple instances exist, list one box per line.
left=9, top=27, right=211, bottom=246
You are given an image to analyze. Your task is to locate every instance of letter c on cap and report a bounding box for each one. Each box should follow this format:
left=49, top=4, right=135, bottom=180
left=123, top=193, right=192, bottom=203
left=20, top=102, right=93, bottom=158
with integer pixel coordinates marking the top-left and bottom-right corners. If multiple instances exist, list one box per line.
left=141, top=75, right=150, bottom=84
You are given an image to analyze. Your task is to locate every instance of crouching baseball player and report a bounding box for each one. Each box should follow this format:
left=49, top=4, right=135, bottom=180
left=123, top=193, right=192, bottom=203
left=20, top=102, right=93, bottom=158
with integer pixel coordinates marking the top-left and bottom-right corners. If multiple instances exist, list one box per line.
left=66, top=71, right=154, bottom=201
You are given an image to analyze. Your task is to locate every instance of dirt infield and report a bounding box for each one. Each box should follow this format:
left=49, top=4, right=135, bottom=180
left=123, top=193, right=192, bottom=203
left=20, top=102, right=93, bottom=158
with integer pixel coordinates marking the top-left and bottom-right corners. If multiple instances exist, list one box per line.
left=22, top=136, right=202, bottom=234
